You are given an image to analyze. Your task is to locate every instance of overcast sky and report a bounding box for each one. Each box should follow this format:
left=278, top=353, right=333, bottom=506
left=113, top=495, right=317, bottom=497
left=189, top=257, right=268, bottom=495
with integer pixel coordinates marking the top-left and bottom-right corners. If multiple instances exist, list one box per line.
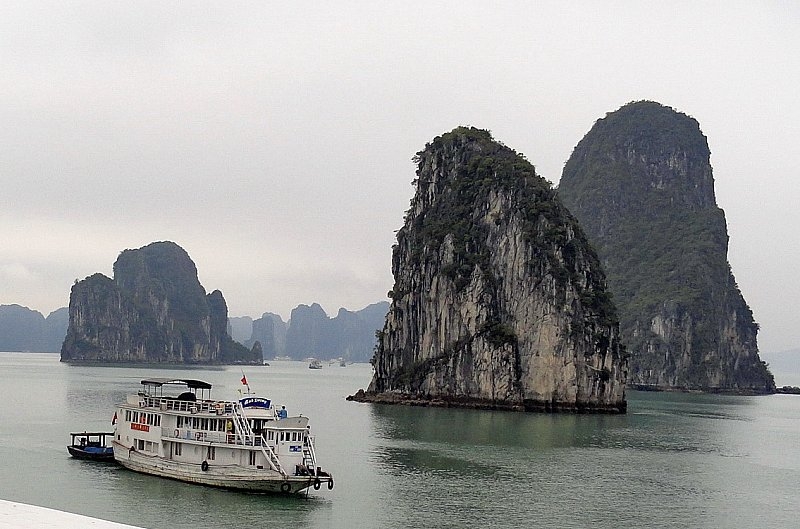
left=1, top=2, right=797, bottom=353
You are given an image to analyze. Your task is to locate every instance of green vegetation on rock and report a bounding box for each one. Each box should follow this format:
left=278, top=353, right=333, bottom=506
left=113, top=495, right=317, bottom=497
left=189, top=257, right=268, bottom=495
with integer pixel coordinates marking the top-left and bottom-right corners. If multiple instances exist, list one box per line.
left=558, top=101, right=774, bottom=393
left=61, top=241, right=259, bottom=365
left=364, top=127, right=627, bottom=413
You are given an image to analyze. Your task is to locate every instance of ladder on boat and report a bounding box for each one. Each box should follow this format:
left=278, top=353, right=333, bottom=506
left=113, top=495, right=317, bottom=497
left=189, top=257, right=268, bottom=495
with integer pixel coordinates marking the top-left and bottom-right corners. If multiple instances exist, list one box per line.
left=230, top=402, right=286, bottom=477
left=302, top=434, right=318, bottom=473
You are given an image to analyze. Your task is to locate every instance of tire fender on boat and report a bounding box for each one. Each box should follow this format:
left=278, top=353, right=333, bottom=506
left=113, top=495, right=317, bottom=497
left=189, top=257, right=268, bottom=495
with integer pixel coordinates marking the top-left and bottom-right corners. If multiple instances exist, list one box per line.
left=280, top=482, right=291, bottom=493
left=201, top=460, right=209, bottom=472
left=313, top=478, right=321, bottom=490
left=327, top=477, right=334, bottom=490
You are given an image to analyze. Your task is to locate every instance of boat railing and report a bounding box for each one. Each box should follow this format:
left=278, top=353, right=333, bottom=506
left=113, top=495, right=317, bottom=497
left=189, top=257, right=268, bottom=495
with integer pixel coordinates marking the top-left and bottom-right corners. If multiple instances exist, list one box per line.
left=164, top=427, right=271, bottom=447
left=139, top=396, right=234, bottom=415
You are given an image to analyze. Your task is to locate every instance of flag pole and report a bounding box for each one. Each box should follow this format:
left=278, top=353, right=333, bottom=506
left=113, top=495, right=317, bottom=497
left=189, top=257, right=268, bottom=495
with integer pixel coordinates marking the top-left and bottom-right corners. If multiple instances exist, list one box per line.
left=240, top=369, right=251, bottom=395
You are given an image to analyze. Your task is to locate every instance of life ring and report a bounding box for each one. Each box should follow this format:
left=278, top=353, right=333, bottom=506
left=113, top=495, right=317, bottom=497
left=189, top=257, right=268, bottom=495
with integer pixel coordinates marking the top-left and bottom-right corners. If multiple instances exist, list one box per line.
left=313, top=478, right=321, bottom=490
left=280, top=482, right=291, bottom=493
left=327, top=477, right=334, bottom=490
left=201, top=460, right=209, bottom=472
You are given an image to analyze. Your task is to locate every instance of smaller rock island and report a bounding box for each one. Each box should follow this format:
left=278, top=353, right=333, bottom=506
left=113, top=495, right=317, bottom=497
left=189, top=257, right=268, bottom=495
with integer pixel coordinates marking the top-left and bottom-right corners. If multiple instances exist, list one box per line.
left=350, top=127, right=627, bottom=412
left=60, top=241, right=259, bottom=364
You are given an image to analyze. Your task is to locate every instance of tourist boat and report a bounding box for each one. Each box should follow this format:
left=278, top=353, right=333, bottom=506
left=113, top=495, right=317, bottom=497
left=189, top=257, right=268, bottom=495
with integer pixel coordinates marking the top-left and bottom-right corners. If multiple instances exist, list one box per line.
left=111, top=378, right=334, bottom=494
left=308, top=359, right=323, bottom=369
left=67, top=432, right=115, bottom=461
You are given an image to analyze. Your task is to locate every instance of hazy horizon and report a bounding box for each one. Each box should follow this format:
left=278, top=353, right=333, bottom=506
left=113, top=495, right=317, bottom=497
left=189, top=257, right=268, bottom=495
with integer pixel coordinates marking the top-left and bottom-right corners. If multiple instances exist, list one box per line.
left=2, top=2, right=798, bottom=353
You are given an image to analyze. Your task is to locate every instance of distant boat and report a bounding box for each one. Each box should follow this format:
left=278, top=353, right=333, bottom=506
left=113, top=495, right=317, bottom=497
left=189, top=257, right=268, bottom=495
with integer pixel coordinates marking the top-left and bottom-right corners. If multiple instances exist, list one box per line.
left=309, top=359, right=323, bottom=369
left=340, top=359, right=347, bottom=367
left=67, top=432, right=115, bottom=462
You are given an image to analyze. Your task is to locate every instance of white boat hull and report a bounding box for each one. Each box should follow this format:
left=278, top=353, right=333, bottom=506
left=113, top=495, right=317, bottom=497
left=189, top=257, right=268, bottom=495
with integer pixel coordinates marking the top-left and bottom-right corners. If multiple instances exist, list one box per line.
left=113, top=441, right=329, bottom=493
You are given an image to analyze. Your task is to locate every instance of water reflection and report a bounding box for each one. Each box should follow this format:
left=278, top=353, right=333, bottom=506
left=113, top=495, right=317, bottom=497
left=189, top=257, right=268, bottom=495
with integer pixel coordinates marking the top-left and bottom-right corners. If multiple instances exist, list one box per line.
left=369, top=401, right=633, bottom=451
left=102, top=469, right=323, bottom=528
left=365, top=398, right=724, bottom=529
left=3, top=354, right=800, bottom=529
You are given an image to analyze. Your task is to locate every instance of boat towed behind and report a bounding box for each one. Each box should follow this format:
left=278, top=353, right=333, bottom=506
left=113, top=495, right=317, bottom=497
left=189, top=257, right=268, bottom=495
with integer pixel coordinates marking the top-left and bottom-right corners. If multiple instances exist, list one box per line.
left=67, top=431, right=115, bottom=461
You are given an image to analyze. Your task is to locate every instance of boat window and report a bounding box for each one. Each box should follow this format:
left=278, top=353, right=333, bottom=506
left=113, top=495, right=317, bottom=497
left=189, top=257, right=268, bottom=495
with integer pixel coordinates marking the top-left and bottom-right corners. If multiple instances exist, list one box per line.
left=268, top=430, right=274, bottom=440
left=174, top=442, right=182, bottom=456
left=280, top=431, right=285, bottom=442
left=133, top=411, right=139, bottom=423
left=208, top=446, right=216, bottom=461
left=249, top=451, right=257, bottom=465
left=125, top=410, right=132, bottom=422
left=137, top=439, right=144, bottom=450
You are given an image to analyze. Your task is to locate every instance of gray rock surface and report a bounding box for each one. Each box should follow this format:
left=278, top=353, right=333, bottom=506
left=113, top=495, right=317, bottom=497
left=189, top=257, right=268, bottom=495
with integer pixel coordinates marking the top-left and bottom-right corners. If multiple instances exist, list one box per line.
left=355, top=127, right=627, bottom=412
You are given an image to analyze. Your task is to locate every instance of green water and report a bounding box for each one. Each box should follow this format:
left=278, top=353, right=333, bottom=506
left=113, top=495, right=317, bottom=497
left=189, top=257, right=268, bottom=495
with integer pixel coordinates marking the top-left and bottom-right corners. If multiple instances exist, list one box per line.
left=0, top=352, right=798, bottom=528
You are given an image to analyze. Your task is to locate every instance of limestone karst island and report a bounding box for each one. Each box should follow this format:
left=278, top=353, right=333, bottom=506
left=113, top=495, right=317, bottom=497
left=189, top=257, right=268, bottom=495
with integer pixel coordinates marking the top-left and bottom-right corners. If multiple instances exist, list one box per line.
left=352, top=101, right=776, bottom=412
left=351, top=126, right=628, bottom=413
left=60, top=241, right=260, bottom=364
left=558, top=101, right=773, bottom=394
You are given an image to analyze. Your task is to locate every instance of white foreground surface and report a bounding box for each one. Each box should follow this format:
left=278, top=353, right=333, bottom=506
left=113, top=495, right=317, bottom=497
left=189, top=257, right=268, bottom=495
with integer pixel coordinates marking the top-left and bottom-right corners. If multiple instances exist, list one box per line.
left=0, top=499, right=143, bottom=529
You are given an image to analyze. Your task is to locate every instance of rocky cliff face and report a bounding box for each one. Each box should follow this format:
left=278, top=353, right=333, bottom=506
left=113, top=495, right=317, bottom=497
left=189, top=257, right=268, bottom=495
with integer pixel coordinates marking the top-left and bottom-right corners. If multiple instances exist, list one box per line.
left=355, top=127, right=627, bottom=412
left=228, top=316, right=254, bottom=344
left=558, top=101, right=774, bottom=393
left=247, top=312, right=286, bottom=359
left=241, top=302, right=389, bottom=362
left=0, top=305, right=68, bottom=352
left=281, top=302, right=388, bottom=362
left=60, top=241, right=259, bottom=364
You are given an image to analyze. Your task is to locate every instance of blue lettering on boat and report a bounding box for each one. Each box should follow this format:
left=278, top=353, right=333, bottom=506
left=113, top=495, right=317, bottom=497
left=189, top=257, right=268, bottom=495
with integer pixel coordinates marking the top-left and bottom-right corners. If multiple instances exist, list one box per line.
left=239, top=397, right=271, bottom=409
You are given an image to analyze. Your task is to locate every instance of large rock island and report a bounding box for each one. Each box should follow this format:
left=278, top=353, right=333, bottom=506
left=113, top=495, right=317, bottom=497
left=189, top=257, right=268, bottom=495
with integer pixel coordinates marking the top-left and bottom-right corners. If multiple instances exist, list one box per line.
left=558, top=101, right=774, bottom=393
left=61, top=241, right=259, bottom=364
left=351, top=127, right=627, bottom=412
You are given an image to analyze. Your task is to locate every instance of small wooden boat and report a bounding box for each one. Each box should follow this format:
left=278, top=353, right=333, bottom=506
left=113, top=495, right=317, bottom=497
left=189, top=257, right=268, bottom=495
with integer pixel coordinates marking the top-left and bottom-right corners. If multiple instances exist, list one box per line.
left=67, top=432, right=115, bottom=461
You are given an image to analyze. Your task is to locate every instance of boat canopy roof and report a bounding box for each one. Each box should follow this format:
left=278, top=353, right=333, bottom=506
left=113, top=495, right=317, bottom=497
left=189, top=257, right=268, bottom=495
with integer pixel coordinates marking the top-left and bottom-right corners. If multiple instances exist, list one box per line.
left=140, top=378, right=212, bottom=390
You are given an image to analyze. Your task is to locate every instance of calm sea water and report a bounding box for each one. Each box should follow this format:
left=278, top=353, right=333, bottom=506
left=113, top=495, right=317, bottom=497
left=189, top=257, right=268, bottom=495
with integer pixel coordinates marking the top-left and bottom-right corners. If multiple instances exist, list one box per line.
left=0, top=352, right=798, bottom=528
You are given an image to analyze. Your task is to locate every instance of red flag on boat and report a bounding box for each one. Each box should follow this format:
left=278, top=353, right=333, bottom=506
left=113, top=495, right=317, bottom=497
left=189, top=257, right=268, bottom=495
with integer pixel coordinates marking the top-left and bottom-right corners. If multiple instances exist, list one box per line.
left=112, top=412, right=117, bottom=424
left=241, top=374, right=248, bottom=386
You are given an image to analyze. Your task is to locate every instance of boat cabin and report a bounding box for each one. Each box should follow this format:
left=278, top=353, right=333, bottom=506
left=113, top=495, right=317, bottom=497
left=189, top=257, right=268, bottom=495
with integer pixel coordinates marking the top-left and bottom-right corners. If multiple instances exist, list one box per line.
left=115, top=378, right=318, bottom=477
